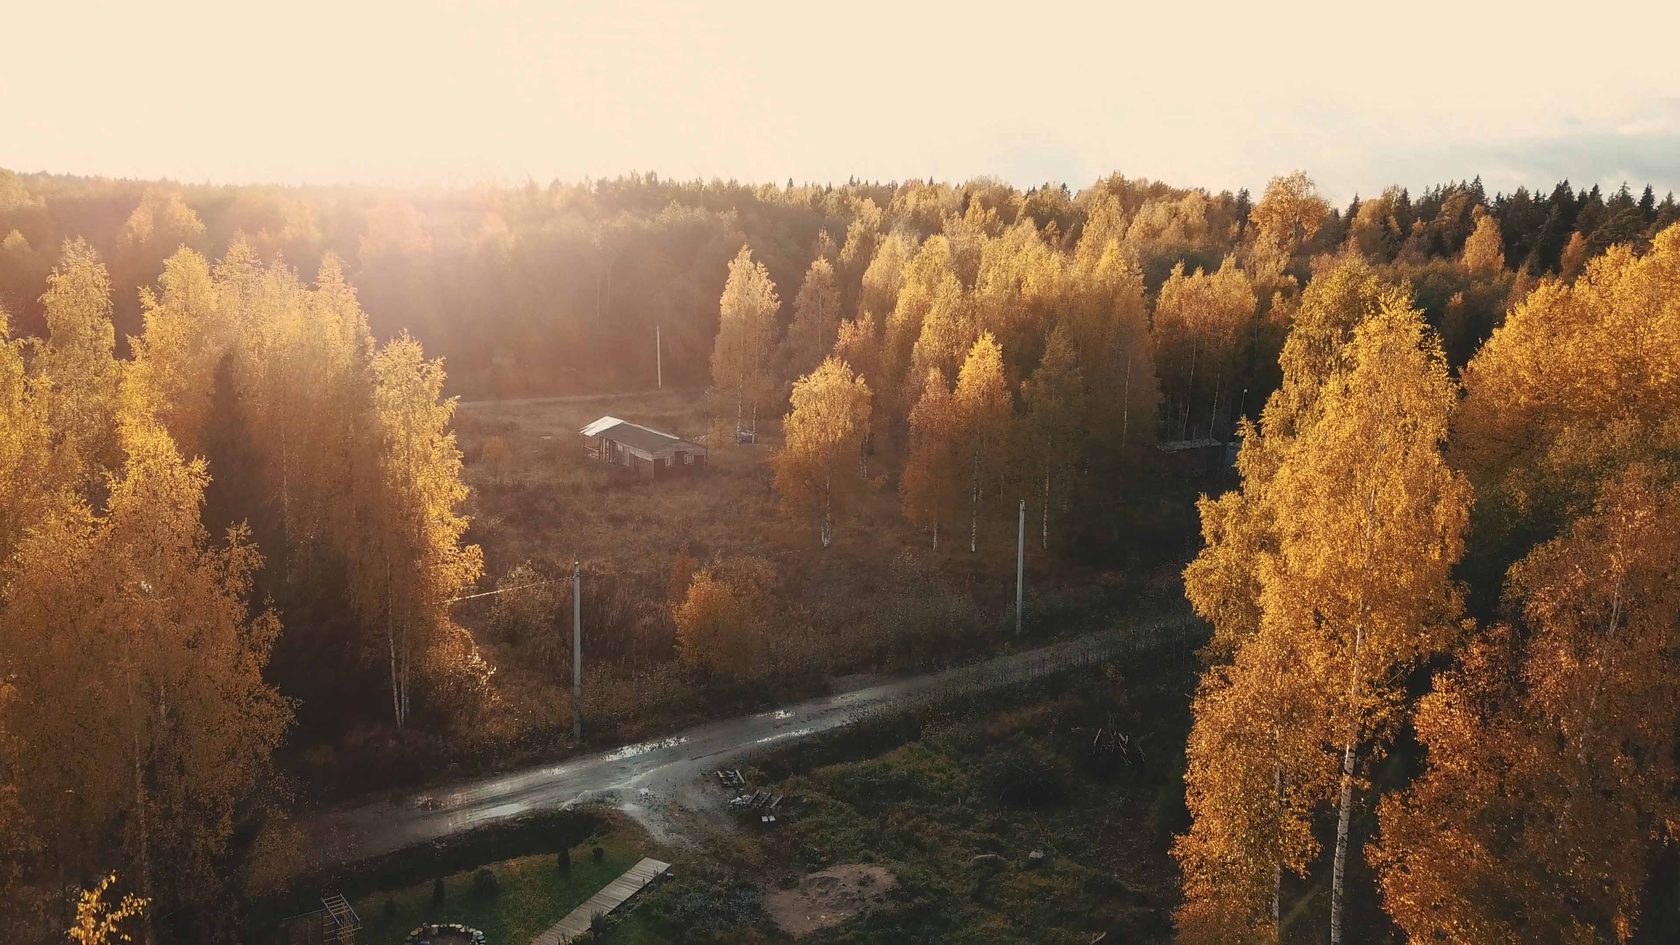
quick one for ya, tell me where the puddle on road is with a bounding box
[754,727,811,745]
[605,735,688,761]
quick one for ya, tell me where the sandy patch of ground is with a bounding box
[764,863,898,937]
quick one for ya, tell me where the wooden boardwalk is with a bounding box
[532,857,671,945]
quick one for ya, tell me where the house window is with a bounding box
[664,456,672,466]
[683,452,693,465]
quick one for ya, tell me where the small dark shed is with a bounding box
[580,416,708,481]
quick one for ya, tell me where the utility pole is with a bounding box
[572,560,582,742]
[656,325,663,389]
[1016,499,1026,635]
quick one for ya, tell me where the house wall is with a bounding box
[583,435,708,482]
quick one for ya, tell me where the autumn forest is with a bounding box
[3,165,1679,944]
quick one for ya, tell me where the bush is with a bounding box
[432,877,445,904]
[980,740,1072,809]
[472,867,499,897]
[591,845,605,862]
[383,898,397,919]
[557,846,572,872]
[651,881,763,942]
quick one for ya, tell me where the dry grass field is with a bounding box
[447,387,1136,751]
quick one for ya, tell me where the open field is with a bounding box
[445,387,1152,742]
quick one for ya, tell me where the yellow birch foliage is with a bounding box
[1460,209,1506,275]
[673,566,767,682]
[857,232,911,326]
[1454,224,1680,532]
[882,236,957,411]
[350,334,486,728]
[0,309,56,565]
[774,358,871,547]
[0,416,289,922]
[1174,628,1337,944]
[711,245,780,433]
[901,368,961,549]
[1066,216,1158,468]
[952,333,1011,552]
[1376,468,1680,944]
[124,249,227,459]
[1151,257,1256,432]
[1018,323,1084,548]
[832,313,879,386]
[782,257,841,381]
[67,874,149,945]
[1176,293,1469,943]
[1184,255,1394,660]
[34,238,121,488]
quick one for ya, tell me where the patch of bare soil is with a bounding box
[764,863,898,937]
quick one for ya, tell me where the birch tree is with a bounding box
[34,238,121,490]
[711,246,779,436]
[781,257,841,382]
[1018,323,1083,549]
[351,335,485,728]
[0,414,289,941]
[901,368,961,550]
[952,333,1011,553]
[1264,301,1469,945]
[773,358,871,547]
[1177,268,1467,944]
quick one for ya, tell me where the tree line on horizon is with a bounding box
[2,166,1674,403]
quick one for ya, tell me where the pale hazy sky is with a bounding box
[5,0,1679,201]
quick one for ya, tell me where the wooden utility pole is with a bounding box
[572,560,582,742]
[1016,499,1026,634]
[656,325,663,389]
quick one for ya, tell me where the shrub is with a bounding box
[651,881,763,941]
[432,877,445,903]
[981,739,1072,809]
[556,846,572,872]
[673,566,766,681]
[383,898,397,920]
[472,867,499,897]
[591,845,605,862]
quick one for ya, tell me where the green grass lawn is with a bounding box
[350,832,643,945]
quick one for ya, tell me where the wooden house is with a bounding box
[580,416,708,481]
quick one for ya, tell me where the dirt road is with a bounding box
[303,631,1126,865]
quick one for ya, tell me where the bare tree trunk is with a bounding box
[131,692,154,945]
[932,521,939,552]
[1330,738,1357,945]
[386,555,402,729]
[970,450,980,553]
[821,477,832,549]
[1121,352,1133,445]
[1273,764,1283,939]
[1330,624,1366,945]
[1182,342,1198,440]
[1042,461,1051,551]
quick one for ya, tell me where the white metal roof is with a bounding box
[579,416,625,437]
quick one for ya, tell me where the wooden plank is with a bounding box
[532,858,671,945]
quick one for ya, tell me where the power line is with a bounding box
[442,579,564,605]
